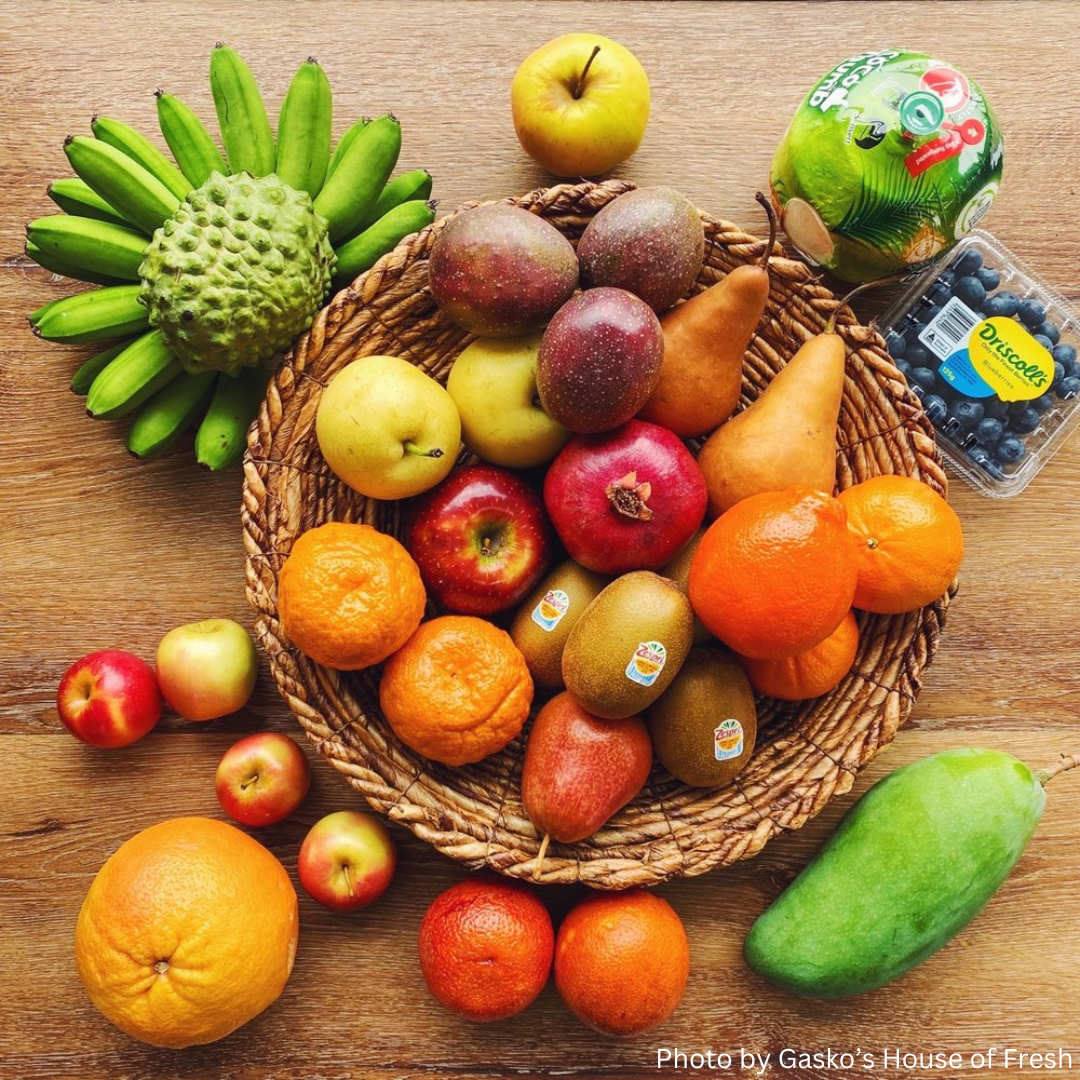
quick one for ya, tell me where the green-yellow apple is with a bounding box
[446,334,571,468]
[511,33,650,177]
[156,619,258,722]
[316,355,461,500]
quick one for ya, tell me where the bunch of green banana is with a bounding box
[26,44,437,469]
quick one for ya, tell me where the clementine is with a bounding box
[554,889,689,1037]
[838,474,964,614]
[277,521,426,670]
[379,615,533,766]
[688,487,858,660]
[418,875,553,1022]
[74,817,298,1049]
[741,610,859,700]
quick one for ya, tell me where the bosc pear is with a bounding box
[698,301,850,518]
[639,193,777,438]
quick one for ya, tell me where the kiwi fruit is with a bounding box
[562,570,693,719]
[646,646,757,788]
[511,560,609,689]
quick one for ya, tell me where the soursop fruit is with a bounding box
[139,172,336,376]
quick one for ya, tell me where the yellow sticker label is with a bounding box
[968,317,1054,402]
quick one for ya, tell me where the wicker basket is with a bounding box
[242,179,952,890]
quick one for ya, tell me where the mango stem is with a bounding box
[1036,753,1080,786]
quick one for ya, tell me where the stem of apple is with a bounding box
[403,441,444,459]
[342,862,355,899]
[572,45,601,99]
[240,773,259,791]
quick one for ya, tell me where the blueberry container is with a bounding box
[878,230,1080,497]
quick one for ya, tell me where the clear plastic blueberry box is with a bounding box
[878,230,1080,497]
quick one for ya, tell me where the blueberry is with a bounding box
[926,281,952,305]
[1052,360,1067,386]
[1009,406,1041,434]
[922,394,948,424]
[923,304,944,324]
[954,275,986,308]
[996,435,1027,465]
[1018,298,1047,327]
[1058,376,1080,399]
[1034,334,1054,352]
[952,398,985,427]
[906,342,933,366]
[975,417,1005,445]
[1035,319,1061,345]
[885,330,907,358]
[1032,394,1054,415]
[1052,343,1077,373]
[983,398,1010,420]
[952,249,983,277]
[936,269,957,289]
[975,267,1002,291]
[968,445,1005,480]
[910,367,938,393]
[982,290,1020,318]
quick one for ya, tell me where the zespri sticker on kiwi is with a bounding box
[626,641,667,687]
[771,49,1004,281]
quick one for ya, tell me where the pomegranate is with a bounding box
[543,420,707,574]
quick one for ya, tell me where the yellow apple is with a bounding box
[315,355,460,500]
[511,33,650,177]
[446,333,571,468]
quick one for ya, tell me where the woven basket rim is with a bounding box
[241,179,952,890]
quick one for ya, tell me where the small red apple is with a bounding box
[56,649,162,748]
[405,464,553,616]
[155,618,259,722]
[215,732,311,827]
[298,810,396,912]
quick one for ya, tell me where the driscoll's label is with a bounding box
[531,589,570,633]
[919,299,1052,401]
[625,641,667,687]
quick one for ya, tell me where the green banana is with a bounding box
[28,296,64,326]
[353,168,432,235]
[334,200,436,283]
[275,58,332,199]
[195,365,268,470]
[27,215,147,282]
[71,340,132,395]
[128,370,216,458]
[156,91,229,186]
[326,117,369,180]
[313,113,401,243]
[31,284,150,343]
[91,115,192,201]
[65,135,180,236]
[26,241,126,287]
[47,177,134,229]
[86,329,183,419]
[210,43,275,176]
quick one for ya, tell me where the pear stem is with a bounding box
[1036,753,1080,787]
[532,834,551,880]
[402,441,444,459]
[755,192,778,269]
[572,46,601,99]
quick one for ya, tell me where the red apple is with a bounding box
[405,464,553,616]
[298,810,396,912]
[155,618,259,722]
[56,649,162,748]
[215,732,311,827]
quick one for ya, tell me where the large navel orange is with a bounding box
[838,474,964,614]
[688,487,858,661]
[277,521,426,670]
[74,816,298,1049]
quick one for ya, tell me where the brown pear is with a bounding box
[638,193,777,438]
[698,320,846,518]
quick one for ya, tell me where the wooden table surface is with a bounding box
[3,2,1079,1077]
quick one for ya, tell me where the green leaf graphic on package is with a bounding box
[26,44,436,469]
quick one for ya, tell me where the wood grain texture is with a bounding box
[1,1,1079,1077]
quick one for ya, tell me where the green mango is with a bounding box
[744,748,1052,999]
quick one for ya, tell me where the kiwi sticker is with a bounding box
[714,719,745,761]
[625,641,667,687]
[531,589,570,633]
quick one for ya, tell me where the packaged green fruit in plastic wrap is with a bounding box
[771,50,1004,282]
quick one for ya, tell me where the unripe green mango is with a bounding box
[744,748,1053,999]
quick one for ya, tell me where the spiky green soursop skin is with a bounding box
[138,172,336,376]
